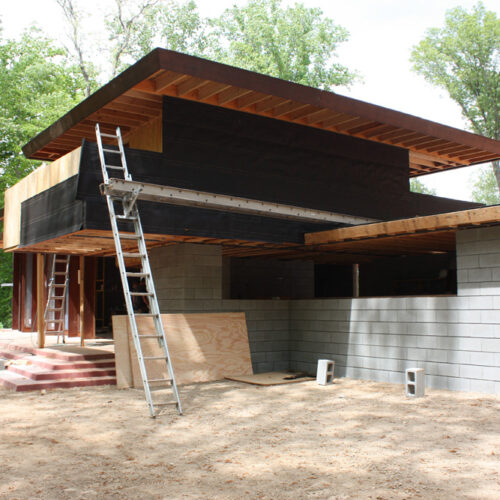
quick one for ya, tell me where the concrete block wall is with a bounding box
[149,228,500,394]
[289,226,500,394]
[150,244,290,373]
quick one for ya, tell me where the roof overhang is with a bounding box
[23,48,500,176]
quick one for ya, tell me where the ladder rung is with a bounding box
[130,292,153,296]
[148,377,172,382]
[126,272,149,278]
[54,272,67,275]
[100,132,118,138]
[53,284,66,287]
[47,308,64,312]
[138,334,162,339]
[102,148,121,154]
[118,233,140,239]
[143,356,167,361]
[123,252,145,258]
[55,259,68,263]
[116,215,137,221]
[105,165,124,170]
[136,313,159,317]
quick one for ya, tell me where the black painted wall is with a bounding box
[21,96,482,247]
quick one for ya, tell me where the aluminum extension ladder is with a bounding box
[95,123,182,417]
[43,254,70,343]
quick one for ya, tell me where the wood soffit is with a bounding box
[22,49,500,177]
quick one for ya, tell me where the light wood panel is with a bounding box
[3,147,82,250]
[127,115,162,152]
[305,206,500,246]
[226,372,314,386]
[113,312,253,387]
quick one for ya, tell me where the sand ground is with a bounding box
[0,377,499,500]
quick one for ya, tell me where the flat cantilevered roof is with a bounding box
[23,48,500,176]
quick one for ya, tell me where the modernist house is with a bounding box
[3,49,500,394]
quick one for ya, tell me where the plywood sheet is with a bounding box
[112,315,133,388]
[128,115,162,152]
[113,312,253,387]
[226,372,314,386]
[3,147,82,250]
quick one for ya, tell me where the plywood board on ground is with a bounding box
[113,312,253,387]
[112,316,133,388]
[226,371,314,386]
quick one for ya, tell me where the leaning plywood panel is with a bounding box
[117,312,253,387]
[112,315,134,388]
[3,147,82,250]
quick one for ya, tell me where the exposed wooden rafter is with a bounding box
[22,49,500,176]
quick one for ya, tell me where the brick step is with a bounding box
[7,364,116,381]
[0,350,28,361]
[27,355,116,371]
[30,348,115,362]
[0,370,116,392]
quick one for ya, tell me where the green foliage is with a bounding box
[209,0,357,89]
[471,166,500,205]
[409,178,437,195]
[0,247,12,328]
[0,28,88,202]
[105,0,356,89]
[411,3,500,140]
[0,28,87,326]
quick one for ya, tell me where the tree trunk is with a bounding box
[493,160,500,193]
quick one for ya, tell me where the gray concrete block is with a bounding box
[456,255,480,270]
[469,379,496,394]
[481,339,500,352]
[483,366,500,381]
[468,268,493,283]
[459,365,483,379]
[480,253,500,268]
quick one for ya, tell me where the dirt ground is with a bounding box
[0,378,499,500]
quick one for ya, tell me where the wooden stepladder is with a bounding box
[43,255,71,343]
[95,123,182,417]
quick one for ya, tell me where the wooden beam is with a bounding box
[305,206,500,246]
[79,256,84,346]
[36,253,45,348]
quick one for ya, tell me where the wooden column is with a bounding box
[11,253,21,331]
[79,256,85,346]
[352,263,360,298]
[68,256,80,337]
[36,253,45,348]
[83,256,96,341]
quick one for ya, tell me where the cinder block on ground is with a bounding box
[405,368,425,397]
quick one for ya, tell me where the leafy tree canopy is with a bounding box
[411,2,500,194]
[471,166,500,205]
[410,178,437,195]
[209,0,357,89]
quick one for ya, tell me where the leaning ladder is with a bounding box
[95,123,182,417]
[44,254,70,344]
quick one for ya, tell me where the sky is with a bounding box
[2,0,499,201]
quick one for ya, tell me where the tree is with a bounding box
[411,3,500,193]
[472,166,500,205]
[410,178,437,195]
[56,0,100,96]
[210,0,357,89]
[0,28,87,326]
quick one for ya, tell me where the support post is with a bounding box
[36,253,45,348]
[79,256,85,346]
[352,263,360,298]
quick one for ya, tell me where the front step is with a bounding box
[7,364,116,381]
[0,343,116,392]
[0,370,116,392]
